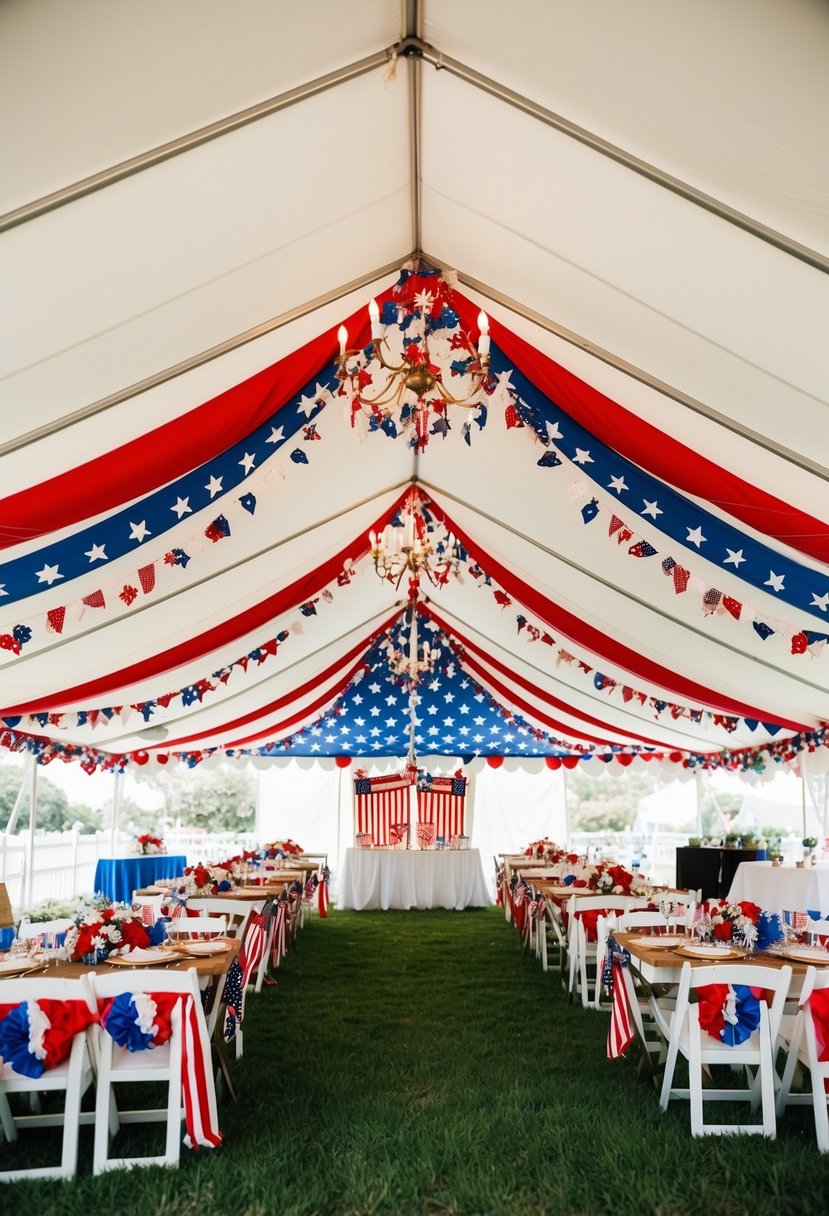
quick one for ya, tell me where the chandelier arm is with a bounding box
[432,368,488,407]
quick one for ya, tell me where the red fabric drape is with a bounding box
[452,292,829,565]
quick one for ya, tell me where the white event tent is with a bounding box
[1,1,827,858]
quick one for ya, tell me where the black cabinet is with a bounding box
[675,847,766,901]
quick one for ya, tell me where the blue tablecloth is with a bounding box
[93,855,187,904]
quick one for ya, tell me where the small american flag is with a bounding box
[605,937,635,1059]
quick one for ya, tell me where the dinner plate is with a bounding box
[106,948,175,966]
[180,940,232,957]
[675,943,741,959]
[0,956,44,976]
[628,934,689,948]
[779,945,829,964]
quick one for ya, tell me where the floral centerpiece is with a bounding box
[63,901,167,962]
[133,833,166,855]
[703,900,763,949]
[262,839,303,858]
[524,838,564,861]
[180,862,236,897]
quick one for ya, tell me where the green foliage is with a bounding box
[130,761,256,832]
[566,769,658,832]
[1,908,826,1214]
[0,763,72,833]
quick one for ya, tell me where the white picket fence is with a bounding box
[0,829,258,915]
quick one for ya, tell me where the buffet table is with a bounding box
[338,848,489,911]
[727,860,829,914]
[94,854,187,903]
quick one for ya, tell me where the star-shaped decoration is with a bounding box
[443,716,455,727]
[266,426,285,446]
[368,682,381,694]
[385,695,397,707]
[129,520,151,543]
[297,384,329,418]
[239,452,256,475]
[84,543,107,563]
[810,591,829,612]
[369,707,380,717]
[0,585,6,597]
[413,289,434,313]
[765,571,785,593]
[426,705,438,716]
[205,474,223,498]
[545,420,563,442]
[724,548,746,568]
[171,496,192,519]
[444,691,454,703]
[573,447,594,465]
[686,526,706,547]
[608,475,628,495]
[641,500,663,519]
[35,562,63,585]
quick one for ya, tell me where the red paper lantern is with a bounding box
[156,753,169,765]
[545,757,561,770]
[335,754,352,768]
[562,755,579,769]
[132,750,149,766]
[486,755,504,768]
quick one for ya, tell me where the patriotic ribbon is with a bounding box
[101,991,221,1149]
[696,983,762,1046]
[222,900,273,1041]
[0,998,98,1078]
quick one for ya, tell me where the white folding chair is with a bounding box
[16,918,74,946]
[593,909,671,1011]
[568,895,646,1007]
[660,960,792,1136]
[776,965,829,1150]
[0,975,97,1182]
[166,915,227,943]
[88,966,218,1172]
[187,898,253,940]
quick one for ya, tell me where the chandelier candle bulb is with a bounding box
[368,298,382,340]
[338,325,348,356]
[477,311,490,359]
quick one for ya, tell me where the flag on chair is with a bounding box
[604,937,635,1059]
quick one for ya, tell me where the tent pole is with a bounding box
[802,768,808,840]
[109,772,124,857]
[5,755,34,835]
[563,768,570,849]
[23,759,38,911]
[695,770,704,838]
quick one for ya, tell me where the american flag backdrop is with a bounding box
[416,775,467,841]
[354,772,413,845]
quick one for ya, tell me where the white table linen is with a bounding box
[338,848,489,911]
[726,861,829,914]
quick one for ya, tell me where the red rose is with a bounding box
[713,921,733,942]
[118,920,150,951]
[738,901,762,923]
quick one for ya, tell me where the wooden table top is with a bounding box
[614,930,819,977]
[0,937,241,981]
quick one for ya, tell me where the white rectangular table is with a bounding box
[338,848,489,911]
[727,861,829,915]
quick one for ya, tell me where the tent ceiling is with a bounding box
[0,0,826,778]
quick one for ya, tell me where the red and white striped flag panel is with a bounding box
[416,777,467,841]
[354,774,411,846]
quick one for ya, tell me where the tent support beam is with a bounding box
[415,46,828,277]
[421,478,829,702]
[0,259,408,458]
[0,51,392,235]
[425,259,829,483]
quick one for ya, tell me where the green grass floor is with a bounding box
[3,906,829,1216]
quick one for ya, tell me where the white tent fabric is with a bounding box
[0,0,826,783]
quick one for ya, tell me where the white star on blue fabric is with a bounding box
[85,543,107,563]
[0,585,7,597]
[765,571,785,593]
[573,448,594,465]
[608,475,628,495]
[35,562,63,585]
[641,500,662,519]
[546,421,563,442]
[129,521,151,543]
[239,452,256,475]
[266,426,285,445]
[171,496,191,519]
[205,475,223,498]
[724,548,746,568]
[686,526,706,547]
[810,592,829,612]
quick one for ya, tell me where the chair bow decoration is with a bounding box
[318,865,330,918]
[603,937,635,1060]
[223,899,274,1042]
[0,999,97,1078]
[100,991,222,1149]
[805,988,829,1073]
[696,983,762,1046]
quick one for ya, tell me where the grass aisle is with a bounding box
[6,907,829,1216]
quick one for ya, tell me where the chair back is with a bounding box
[17,918,75,945]
[618,910,669,932]
[674,959,792,1050]
[166,914,227,941]
[187,898,253,939]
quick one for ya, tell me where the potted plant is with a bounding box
[802,836,819,865]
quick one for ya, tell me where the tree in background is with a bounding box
[130,762,256,833]
[566,769,660,833]
[0,763,102,833]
